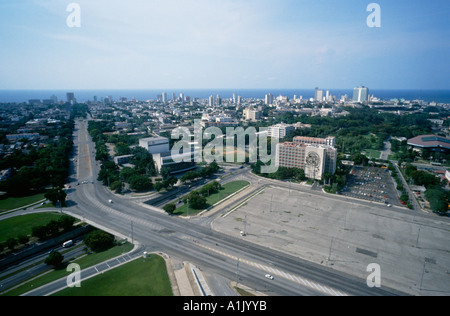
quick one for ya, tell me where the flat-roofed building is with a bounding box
[139,136,170,154]
[268,123,295,139]
[277,136,337,180]
[293,136,336,148]
[153,151,199,174]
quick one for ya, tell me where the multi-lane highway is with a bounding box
[24,119,407,296]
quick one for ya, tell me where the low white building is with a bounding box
[267,123,295,139]
[139,136,170,155]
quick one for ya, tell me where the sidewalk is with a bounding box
[169,259,211,296]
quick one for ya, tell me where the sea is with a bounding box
[0,89,449,104]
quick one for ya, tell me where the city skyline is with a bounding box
[0,0,449,90]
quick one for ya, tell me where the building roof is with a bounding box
[139,136,169,143]
[407,135,450,150]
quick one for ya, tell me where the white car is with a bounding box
[265,274,274,280]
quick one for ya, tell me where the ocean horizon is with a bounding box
[1,89,450,104]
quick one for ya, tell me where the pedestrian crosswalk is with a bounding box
[198,243,349,296]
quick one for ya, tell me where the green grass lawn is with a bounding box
[52,254,172,296]
[174,180,249,216]
[0,193,46,214]
[363,149,381,159]
[1,242,134,296]
[0,212,63,244]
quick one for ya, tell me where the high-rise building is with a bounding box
[353,86,369,102]
[162,92,167,104]
[66,92,76,104]
[209,95,214,107]
[314,88,324,102]
[216,94,222,106]
[265,93,274,105]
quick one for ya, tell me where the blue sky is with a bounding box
[0,0,449,90]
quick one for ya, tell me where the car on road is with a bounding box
[265,274,274,280]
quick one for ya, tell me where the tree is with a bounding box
[163,203,176,215]
[129,175,153,192]
[45,188,67,207]
[353,153,369,166]
[5,238,17,250]
[84,230,115,252]
[17,234,29,245]
[199,181,221,197]
[160,167,171,180]
[45,251,64,267]
[32,225,47,240]
[425,187,449,214]
[154,181,164,192]
[184,191,207,210]
[58,215,76,231]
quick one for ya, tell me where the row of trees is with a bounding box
[31,215,76,241]
[179,162,220,183]
[0,121,74,197]
[163,181,223,214]
[388,163,412,209]
[251,162,306,182]
[404,164,448,213]
[45,229,115,268]
[0,215,77,255]
[97,147,163,193]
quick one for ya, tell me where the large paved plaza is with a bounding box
[212,185,450,296]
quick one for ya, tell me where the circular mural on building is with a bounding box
[306,151,321,168]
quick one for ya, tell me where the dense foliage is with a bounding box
[0,120,74,197]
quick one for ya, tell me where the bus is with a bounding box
[63,240,73,248]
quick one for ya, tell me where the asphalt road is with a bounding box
[48,119,404,296]
[3,119,410,297]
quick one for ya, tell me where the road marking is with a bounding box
[198,243,349,296]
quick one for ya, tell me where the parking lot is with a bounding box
[340,166,401,207]
[212,185,450,296]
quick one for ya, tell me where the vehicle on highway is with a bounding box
[265,274,274,280]
[63,240,73,248]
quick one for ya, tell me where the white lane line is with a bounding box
[198,244,349,296]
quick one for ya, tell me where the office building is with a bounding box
[139,136,199,175]
[153,151,198,174]
[277,136,337,180]
[353,86,369,102]
[315,88,324,102]
[216,94,222,106]
[209,95,215,107]
[243,107,262,121]
[267,123,295,139]
[294,136,336,148]
[265,93,274,105]
[66,92,76,104]
[139,136,170,155]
